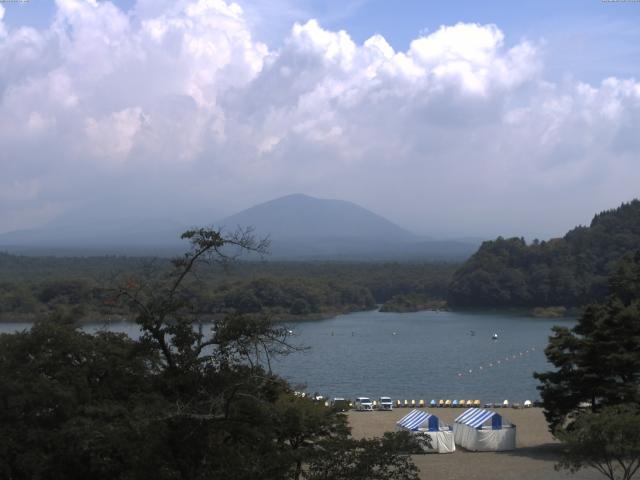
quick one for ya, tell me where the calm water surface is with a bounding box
[0,310,574,403]
[272,309,575,403]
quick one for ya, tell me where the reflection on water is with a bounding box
[0,309,574,403]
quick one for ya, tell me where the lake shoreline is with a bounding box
[0,305,579,324]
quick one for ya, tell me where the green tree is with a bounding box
[273,396,350,480]
[0,320,167,480]
[535,251,640,432]
[450,200,640,308]
[305,431,420,480]
[556,404,640,480]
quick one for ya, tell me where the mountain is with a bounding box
[448,199,640,307]
[219,193,415,240]
[0,194,480,260]
[218,194,478,260]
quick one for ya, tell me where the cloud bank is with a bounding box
[1,0,639,237]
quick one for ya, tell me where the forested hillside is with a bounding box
[448,200,640,307]
[0,255,455,321]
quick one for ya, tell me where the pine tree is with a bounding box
[535,251,640,433]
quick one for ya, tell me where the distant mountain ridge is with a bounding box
[0,194,480,260]
[0,217,188,256]
[219,193,416,240]
[218,194,477,260]
[449,199,640,307]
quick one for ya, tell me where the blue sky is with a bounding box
[1,0,640,238]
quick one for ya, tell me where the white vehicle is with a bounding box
[354,397,374,411]
[379,396,393,411]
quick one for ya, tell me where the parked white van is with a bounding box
[379,396,393,411]
[354,397,373,411]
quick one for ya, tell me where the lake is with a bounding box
[0,309,573,404]
[271,309,574,403]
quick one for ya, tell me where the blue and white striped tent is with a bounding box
[454,408,502,429]
[397,409,439,431]
[397,410,455,453]
[453,408,515,451]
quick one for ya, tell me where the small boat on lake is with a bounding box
[492,333,498,340]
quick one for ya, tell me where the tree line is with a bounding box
[0,256,456,322]
[449,200,640,308]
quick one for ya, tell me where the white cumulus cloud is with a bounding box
[0,0,638,238]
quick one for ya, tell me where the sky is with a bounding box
[1,0,639,239]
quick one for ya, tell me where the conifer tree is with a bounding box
[535,251,640,432]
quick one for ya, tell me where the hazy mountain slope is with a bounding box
[0,194,479,260]
[219,194,416,240]
[264,237,478,261]
[217,194,477,260]
[0,218,188,255]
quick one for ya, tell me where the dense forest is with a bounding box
[449,200,640,308]
[0,228,421,480]
[0,254,456,321]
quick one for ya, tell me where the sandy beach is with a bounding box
[347,408,601,480]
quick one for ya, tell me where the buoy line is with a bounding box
[455,346,539,378]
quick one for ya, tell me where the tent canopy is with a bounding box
[454,408,502,430]
[397,409,439,431]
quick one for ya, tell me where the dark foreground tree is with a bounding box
[0,320,167,480]
[534,251,640,433]
[305,431,420,480]
[556,404,640,480]
[0,227,420,480]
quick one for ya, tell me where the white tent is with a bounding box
[396,409,455,453]
[453,408,516,451]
